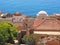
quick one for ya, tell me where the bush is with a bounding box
[22,34,35,45]
[6,43,13,45]
[57,36,60,39]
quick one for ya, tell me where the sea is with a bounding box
[0,0,60,16]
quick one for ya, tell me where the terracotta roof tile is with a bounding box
[47,39,59,45]
[33,18,60,31]
[33,19,44,28]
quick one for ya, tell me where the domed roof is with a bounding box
[14,12,22,16]
[15,12,20,14]
[37,11,48,16]
[1,14,4,17]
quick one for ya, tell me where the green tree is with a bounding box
[0,22,18,45]
[22,34,35,45]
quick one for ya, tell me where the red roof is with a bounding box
[33,18,60,31]
[47,39,59,45]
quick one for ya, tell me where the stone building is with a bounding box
[12,12,27,31]
[33,11,60,45]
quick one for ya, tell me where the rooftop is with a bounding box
[36,11,48,16]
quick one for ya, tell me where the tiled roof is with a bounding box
[33,18,60,31]
[47,39,59,45]
[33,19,43,27]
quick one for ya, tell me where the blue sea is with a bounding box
[0,0,60,16]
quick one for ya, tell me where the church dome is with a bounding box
[14,12,22,16]
[37,11,48,16]
[1,14,4,17]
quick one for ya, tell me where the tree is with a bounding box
[0,22,18,45]
[22,34,35,45]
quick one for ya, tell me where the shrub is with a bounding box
[22,34,35,45]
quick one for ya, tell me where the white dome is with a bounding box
[1,14,4,17]
[37,11,48,16]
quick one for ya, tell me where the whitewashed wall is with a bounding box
[34,31,60,35]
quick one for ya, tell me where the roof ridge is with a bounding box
[36,18,60,27]
[36,19,46,27]
[55,19,60,25]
